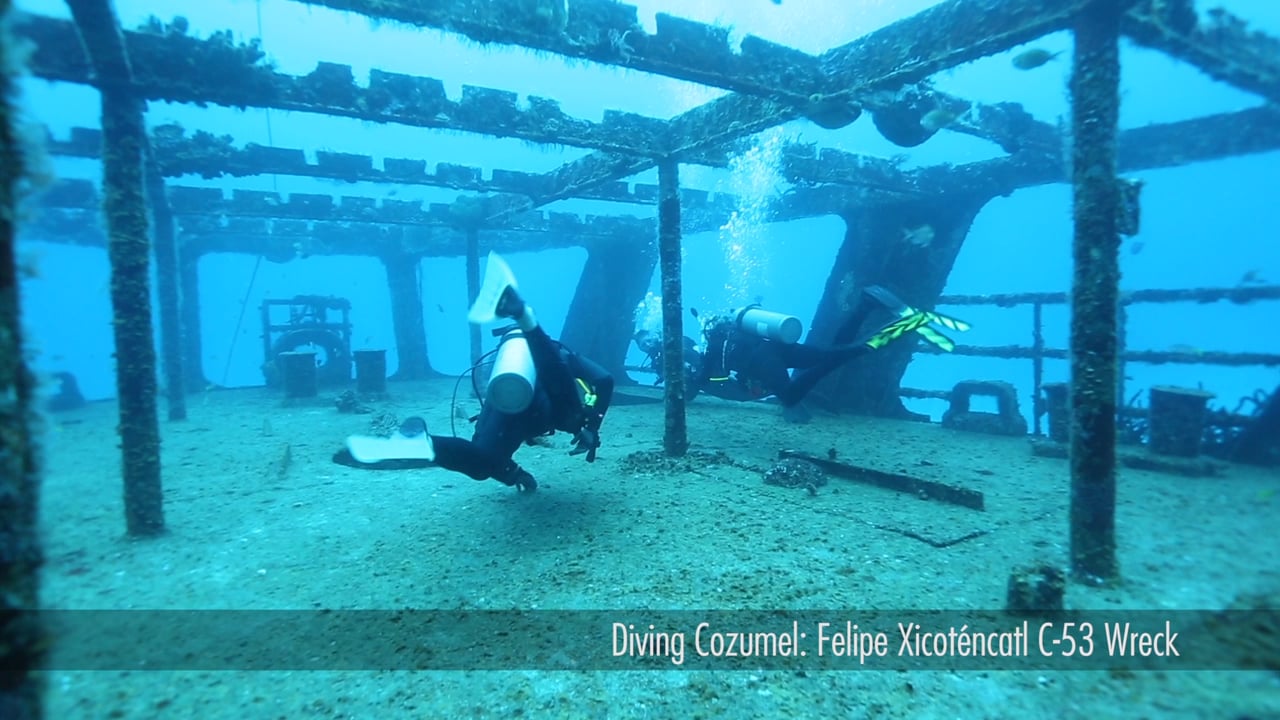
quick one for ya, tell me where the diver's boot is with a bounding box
[495,287,538,332]
[496,461,538,492]
[495,286,525,320]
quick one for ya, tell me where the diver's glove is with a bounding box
[569,428,600,463]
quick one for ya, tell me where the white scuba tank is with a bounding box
[735,305,803,344]
[487,330,538,413]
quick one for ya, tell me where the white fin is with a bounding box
[467,251,518,324]
[345,431,435,463]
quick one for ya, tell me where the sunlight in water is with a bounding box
[718,127,787,308]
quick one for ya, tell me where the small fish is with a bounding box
[436,303,445,313]
[1129,240,1145,255]
[920,108,958,133]
[1012,48,1062,70]
[902,224,935,248]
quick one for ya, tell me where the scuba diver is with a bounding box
[635,286,969,423]
[333,253,613,492]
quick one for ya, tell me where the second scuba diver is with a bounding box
[636,285,969,423]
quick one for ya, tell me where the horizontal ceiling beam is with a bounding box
[27,171,860,258]
[44,124,744,212]
[33,178,655,232]
[17,14,674,157]
[45,123,933,225]
[292,0,826,104]
[26,206,609,260]
[819,0,1111,93]
[798,102,1280,194]
[1122,1,1280,104]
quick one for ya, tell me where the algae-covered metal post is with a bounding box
[0,1,47,713]
[466,227,481,364]
[1067,0,1125,583]
[144,151,186,421]
[657,158,687,457]
[67,0,164,535]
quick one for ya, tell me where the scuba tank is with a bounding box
[487,329,538,413]
[734,305,803,344]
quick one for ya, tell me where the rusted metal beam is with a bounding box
[31,177,756,239]
[820,0,1094,92]
[1123,0,1280,104]
[43,125,745,212]
[25,205,648,259]
[809,103,1280,199]
[915,343,1280,367]
[936,285,1280,306]
[293,0,826,104]
[16,14,674,157]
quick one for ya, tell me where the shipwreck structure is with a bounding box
[9,1,1280,570]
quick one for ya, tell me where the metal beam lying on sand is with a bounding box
[1067,0,1128,585]
[778,451,986,512]
[66,0,165,537]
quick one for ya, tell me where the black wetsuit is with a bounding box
[433,325,613,484]
[693,294,885,409]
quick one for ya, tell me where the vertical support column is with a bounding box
[67,0,164,534]
[1068,0,1123,584]
[559,231,659,381]
[808,196,989,419]
[0,6,47,711]
[177,246,207,391]
[101,87,164,536]
[382,251,432,380]
[465,227,482,364]
[657,159,687,457]
[144,154,186,420]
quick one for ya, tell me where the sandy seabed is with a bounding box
[32,379,1280,719]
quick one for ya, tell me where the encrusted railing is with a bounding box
[907,284,1280,433]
